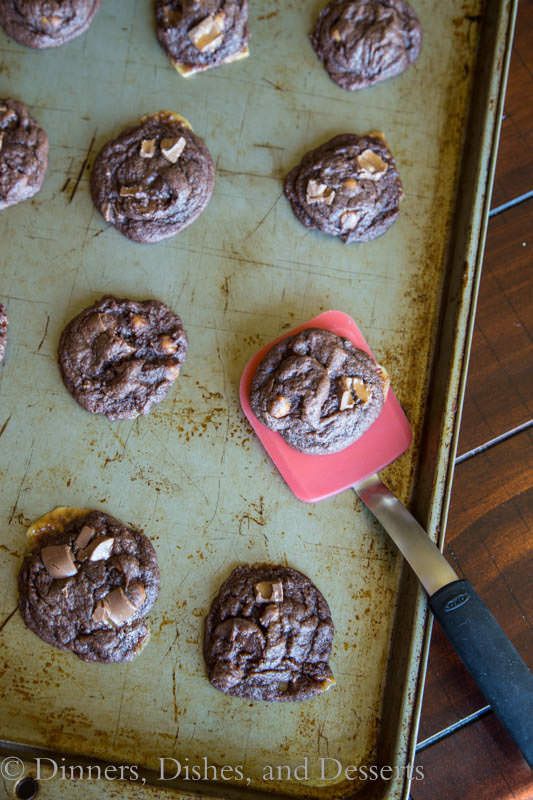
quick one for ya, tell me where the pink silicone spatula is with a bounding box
[240,310,533,766]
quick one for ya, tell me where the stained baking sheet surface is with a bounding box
[0,1,484,798]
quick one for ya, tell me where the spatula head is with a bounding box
[240,311,412,503]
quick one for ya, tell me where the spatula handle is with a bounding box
[430,579,533,767]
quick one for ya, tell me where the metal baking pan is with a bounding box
[0,0,516,798]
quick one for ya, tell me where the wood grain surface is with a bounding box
[458,200,533,455]
[412,2,533,797]
[414,714,533,800]
[417,431,532,743]
[491,0,533,209]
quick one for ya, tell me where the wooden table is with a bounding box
[411,2,533,797]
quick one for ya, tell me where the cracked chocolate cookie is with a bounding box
[156,0,249,76]
[0,0,101,49]
[18,508,160,663]
[0,98,48,210]
[205,564,335,701]
[58,295,188,420]
[250,328,389,455]
[90,111,215,243]
[311,0,422,91]
[0,304,7,363]
[284,133,402,243]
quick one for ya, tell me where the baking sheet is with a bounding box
[0,1,512,798]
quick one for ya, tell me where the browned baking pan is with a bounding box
[0,0,516,797]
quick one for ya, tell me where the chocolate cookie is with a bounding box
[0,98,48,210]
[90,111,215,243]
[156,0,249,77]
[0,0,101,49]
[311,0,422,91]
[0,304,7,363]
[204,564,335,701]
[18,508,160,663]
[250,328,389,455]
[58,295,188,421]
[284,134,403,243]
